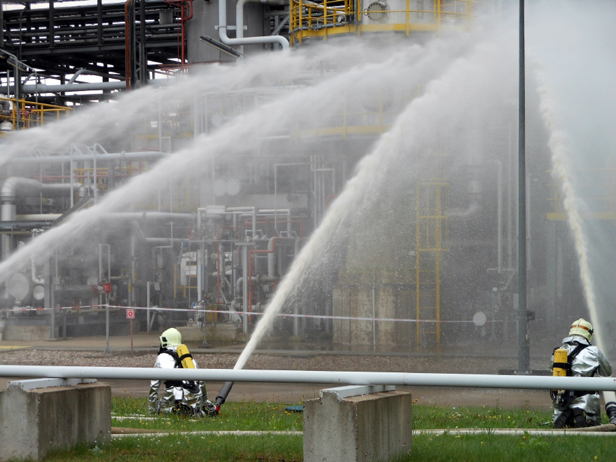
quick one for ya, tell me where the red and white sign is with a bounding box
[126,309,136,320]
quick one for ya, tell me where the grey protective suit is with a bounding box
[148,346,208,415]
[551,335,612,426]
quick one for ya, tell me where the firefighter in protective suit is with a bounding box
[550,318,612,428]
[148,328,217,416]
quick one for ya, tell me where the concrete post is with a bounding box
[0,379,111,461]
[304,386,413,462]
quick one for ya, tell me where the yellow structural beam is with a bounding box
[547,212,616,221]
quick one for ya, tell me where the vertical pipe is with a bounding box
[0,0,4,49]
[130,235,136,305]
[496,160,502,273]
[232,214,237,298]
[97,0,102,47]
[49,0,55,49]
[139,0,147,87]
[104,302,110,353]
[14,67,20,129]
[517,0,530,373]
[287,209,291,236]
[372,280,376,350]
[274,165,278,234]
[242,245,249,334]
[251,207,256,239]
[158,92,162,152]
[312,155,317,230]
[98,244,103,310]
[197,244,203,301]
[45,259,54,339]
[147,281,151,333]
[93,151,98,203]
[507,124,513,268]
[70,153,74,207]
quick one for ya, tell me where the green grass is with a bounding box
[412,404,554,429]
[403,433,616,462]
[111,397,304,432]
[43,435,302,462]
[30,398,616,462]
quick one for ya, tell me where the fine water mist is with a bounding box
[528,0,616,358]
[0,33,485,284]
[1,0,613,371]
[235,20,519,369]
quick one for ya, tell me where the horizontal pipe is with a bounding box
[8,151,167,165]
[20,81,126,94]
[104,212,194,222]
[15,214,62,221]
[1,366,616,392]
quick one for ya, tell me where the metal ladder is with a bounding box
[415,174,448,345]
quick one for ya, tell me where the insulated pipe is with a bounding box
[1,366,616,392]
[68,69,124,85]
[218,0,289,52]
[236,0,287,53]
[227,207,256,238]
[17,81,126,94]
[235,276,256,294]
[15,214,62,221]
[104,212,194,222]
[266,237,295,277]
[1,178,72,259]
[9,151,166,165]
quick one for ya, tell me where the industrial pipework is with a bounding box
[218,0,289,51]
[1,366,616,392]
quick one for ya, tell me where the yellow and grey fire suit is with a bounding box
[148,346,208,415]
[551,335,612,426]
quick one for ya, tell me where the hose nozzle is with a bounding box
[215,381,234,408]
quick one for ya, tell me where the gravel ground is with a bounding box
[0,348,545,374]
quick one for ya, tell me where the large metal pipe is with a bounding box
[218,0,288,52]
[8,151,166,165]
[104,212,194,222]
[18,81,126,94]
[1,366,616,392]
[1,178,72,259]
[236,0,288,53]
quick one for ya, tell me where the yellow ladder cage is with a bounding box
[415,161,449,345]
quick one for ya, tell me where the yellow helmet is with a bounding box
[569,318,594,342]
[160,328,182,348]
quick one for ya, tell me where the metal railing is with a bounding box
[0,97,72,133]
[290,0,483,44]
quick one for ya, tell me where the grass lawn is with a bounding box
[34,397,616,462]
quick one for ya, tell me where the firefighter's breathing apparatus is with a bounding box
[550,343,590,411]
[174,344,220,416]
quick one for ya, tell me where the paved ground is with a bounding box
[0,332,555,410]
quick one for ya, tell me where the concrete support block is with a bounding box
[304,386,413,462]
[3,325,56,342]
[0,381,111,461]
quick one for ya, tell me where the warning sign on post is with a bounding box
[126,309,136,320]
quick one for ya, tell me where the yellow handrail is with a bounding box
[290,0,486,45]
[0,96,71,132]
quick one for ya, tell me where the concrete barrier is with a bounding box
[303,385,413,462]
[0,379,111,461]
